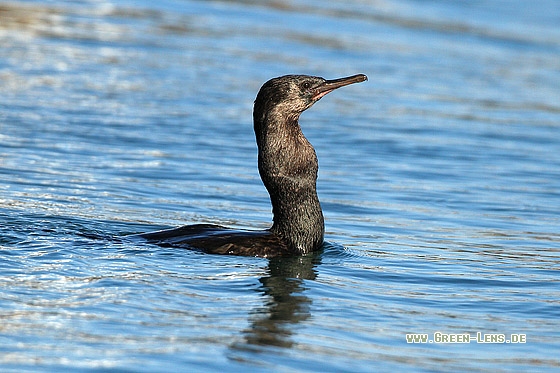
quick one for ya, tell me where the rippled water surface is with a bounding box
[1,0,559,372]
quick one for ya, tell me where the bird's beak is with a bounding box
[313,74,368,101]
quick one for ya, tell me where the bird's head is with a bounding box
[253,74,367,123]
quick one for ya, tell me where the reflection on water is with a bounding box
[238,253,320,350]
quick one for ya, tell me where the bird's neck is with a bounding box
[255,110,324,254]
[269,183,324,254]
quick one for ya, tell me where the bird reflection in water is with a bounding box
[233,250,322,351]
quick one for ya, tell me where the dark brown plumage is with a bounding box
[136,74,367,257]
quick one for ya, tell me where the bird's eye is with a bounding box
[302,81,312,90]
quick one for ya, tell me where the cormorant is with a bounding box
[136,74,367,257]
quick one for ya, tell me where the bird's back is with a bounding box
[136,224,295,257]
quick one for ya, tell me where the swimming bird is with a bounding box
[137,74,367,257]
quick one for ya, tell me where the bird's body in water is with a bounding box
[137,74,367,257]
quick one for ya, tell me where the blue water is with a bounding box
[1,0,559,371]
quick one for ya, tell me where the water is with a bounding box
[1,0,559,371]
